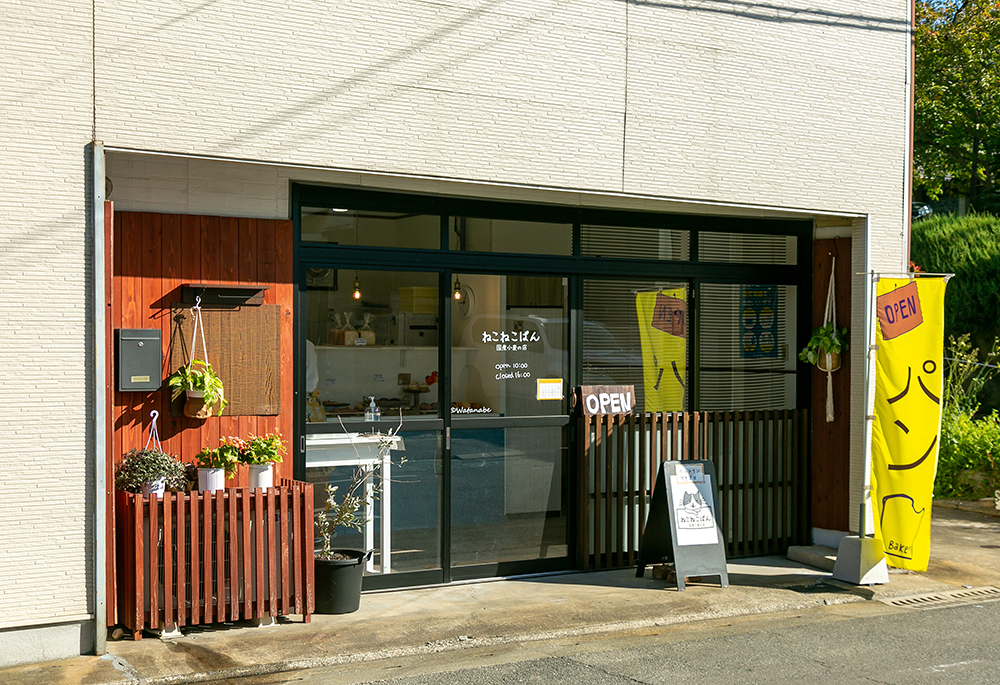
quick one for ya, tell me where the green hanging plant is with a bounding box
[115,448,187,493]
[798,322,849,365]
[166,359,228,417]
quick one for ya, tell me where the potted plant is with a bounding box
[314,425,401,614]
[115,448,187,497]
[166,359,228,419]
[195,437,241,492]
[798,322,849,371]
[239,432,286,490]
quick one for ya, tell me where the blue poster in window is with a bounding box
[740,285,778,359]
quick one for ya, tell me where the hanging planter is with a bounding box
[166,297,228,419]
[798,321,849,369]
[115,411,187,497]
[799,256,849,422]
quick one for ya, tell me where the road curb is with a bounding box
[94,587,876,685]
[934,499,1000,518]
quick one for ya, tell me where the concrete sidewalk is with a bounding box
[3,555,956,685]
[5,505,998,685]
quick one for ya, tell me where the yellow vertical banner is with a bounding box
[635,289,687,412]
[871,277,947,571]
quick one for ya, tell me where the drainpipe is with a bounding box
[90,140,107,654]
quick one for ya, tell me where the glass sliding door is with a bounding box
[449,274,571,573]
[303,268,443,577]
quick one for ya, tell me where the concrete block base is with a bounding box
[832,536,889,585]
[0,620,94,668]
[787,545,837,572]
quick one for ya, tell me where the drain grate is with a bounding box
[881,586,1000,610]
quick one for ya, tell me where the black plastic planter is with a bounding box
[314,550,372,614]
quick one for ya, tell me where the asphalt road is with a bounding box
[224,506,1000,685]
[238,597,1000,685]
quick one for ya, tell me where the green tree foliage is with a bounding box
[914,0,1000,206]
[910,212,1000,346]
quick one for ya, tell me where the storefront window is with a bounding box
[583,278,688,412]
[698,283,797,410]
[301,208,440,250]
[581,224,689,261]
[304,269,443,574]
[450,274,569,567]
[448,217,572,255]
[699,232,797,265]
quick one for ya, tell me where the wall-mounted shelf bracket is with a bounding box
[182,283,269,307]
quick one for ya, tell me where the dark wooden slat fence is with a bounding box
[116,480,314,639]
[577,410,809,569]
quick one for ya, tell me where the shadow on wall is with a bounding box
[620,0,908,33]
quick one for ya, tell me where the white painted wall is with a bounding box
[97,0,909,243]
[0,0,95,659]
[0,0,911,661]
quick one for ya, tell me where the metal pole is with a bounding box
[860,218,876,538]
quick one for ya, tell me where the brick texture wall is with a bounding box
[0,0,94,625]
[1,0,911,634]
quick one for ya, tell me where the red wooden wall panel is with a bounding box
[111,211,295,477]
[809,237,852,532]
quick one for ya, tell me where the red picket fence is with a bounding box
[115,480,314,639]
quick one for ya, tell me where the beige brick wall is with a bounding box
[0,0,911,639]
[0,0,94,625]
[97,1,910,238]
[102,1,911,544]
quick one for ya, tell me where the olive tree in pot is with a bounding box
[115,448,187,497]
[314,424,403,614]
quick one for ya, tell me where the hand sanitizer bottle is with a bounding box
[366,396,380,422]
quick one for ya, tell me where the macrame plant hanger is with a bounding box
[188,296,210,369]
[183,296,214,419]
[822,256,838,422]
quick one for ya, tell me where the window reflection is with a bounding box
[301,208,439,250]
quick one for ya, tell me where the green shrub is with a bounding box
[936,335,1000,498]
[936,411,1000,499]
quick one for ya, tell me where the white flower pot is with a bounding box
[141,478,165,497]
[248,464,274,490]
[198,467,226,492]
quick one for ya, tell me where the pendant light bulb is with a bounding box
[353,277,362,300]
[453,277,462,300]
